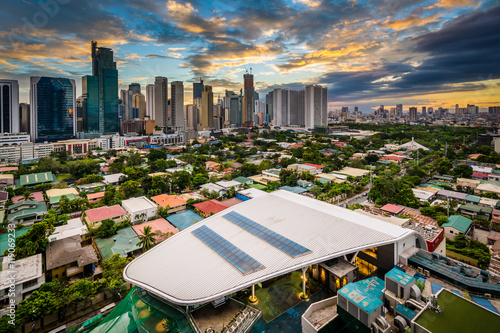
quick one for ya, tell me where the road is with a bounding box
[336,190,369,207]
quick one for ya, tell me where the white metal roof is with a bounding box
[121,196,157,213]
[124,190,416,305]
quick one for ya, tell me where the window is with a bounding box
[362,247,378,258]
[22,279,38,289]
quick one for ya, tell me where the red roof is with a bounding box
[85,205,126,222]
[151,194,187,209]
[381,204,405,214]
[303,163,324,169]
[12,191,44,203]
[132,218,179,240]
[472,172,489,178]
[87,192,105,200]
[492,209,500,216]
[382,155,404,161]
[193,200,229,215]
[0,166,18,173]
[101,167,110,172]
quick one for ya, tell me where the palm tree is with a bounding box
[137,226,158,252]
[22,191,34,201]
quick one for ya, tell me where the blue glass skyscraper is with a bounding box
[83,41,119,134]
[30,77,76,142]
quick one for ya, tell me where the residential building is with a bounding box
[87,191,105,204]
[193,199,229,217]
[304,85,327,128]
[442,215,473,239]
[0,254,44,316]
[84,204,127,228]
[94,227,141,259]
[0,132,30,146]
[243,73,254,126]
[16,171,57,188]
[49,218,90,243]
[7,200,47,226]
[154,76,168,128]
[146,84,155,120]
[121,196,158,224]
[193,78,203,100]
[129,83,141,95]
[45,235,98,281]
[185,104,197,130]
[102,173,125,186]
[0,79,20,133]
[19,103,30,133]
[409,107,418,122]
[82,75,99,132]
[151,194,187,214]
[30,76,76,142]
[132,93,146,119]
[132,218,179,242]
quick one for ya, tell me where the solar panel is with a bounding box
[223,211,311,258]
[192,225,264,275]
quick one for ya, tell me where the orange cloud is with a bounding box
[436,0,475,8]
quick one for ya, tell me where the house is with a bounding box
[458,203,493,220]
[380,204,405,216]
[199,183,224,195]
[205,161,221,172]
[0,254,44,316]
[49,218,90,243]
[0,174,14,189]
[94,227,142,260]
[215,180,242,191]
[193,199,229,217]
[412,188,435,203]
[0,191,8,209]
[335,167,369,178]
[151,194,187,214]
[475,183,500,195]
[302,163,325,173]
[7,201,47,227]
[76,182,106,193]
[46,188,79,208]
[441,215,473,239]
[471,172,489,180]
[232,176,254,185]
[45,235,99,281]
[84,205,127,228]
[236,188,267,201]
[287,163,318,175]
[16,171,57,188]
[102,173,125,186]
[132,218,179,242]
[433,175,456,183]
[11,191,44,204]
[436,189,467,203]
[121,196,158,224]
[87,191,105,204]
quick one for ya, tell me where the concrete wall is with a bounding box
[301,296,338,333]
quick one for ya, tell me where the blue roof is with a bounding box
[339,277,384,313]
[166,210,204,230]
[386,267,415,286]
[395,304,416,320]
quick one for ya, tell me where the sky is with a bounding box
[0,0,499,113]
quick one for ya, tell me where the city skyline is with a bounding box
[0,0,499,112]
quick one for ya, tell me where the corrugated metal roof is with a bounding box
[124,190,416,305]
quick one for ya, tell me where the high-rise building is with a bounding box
[154,77,168,128]
[82,75,98,132]
[129,83,141,96]
[396,104,403,116]
[185,105,197,130]
[30,77,76,142]
[304,85,327,128]
[422,106,426,115]
[455,104,459,114]
[146,84,155,120]
[0,79,20,133]
[132,93,146,119]
[193,78,203,101]
[228,93,242,127]
[428,107,433,114]
[19,103,30,133]
[265,91,273,124]
[409,107,418,122]
[273,88,289,126]
[120,89,133,120]
[89,41,119,134]
[243,73,254,126]
[171,81,184,130]
[488,106,500,115]
[201,85,214,129]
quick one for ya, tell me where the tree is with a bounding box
[7,222,55,259]
[102,253,129,280]
[266,181,280,191]
[171,170,192,192]
[364,154,379,164]
[67,158,100,179]
[452,164,473,178]
[64,279,98,313]
[94,219,117,238]
[279,169,298,187]
[479,145,491,155]
[22,190,35,201]
[193,173,209,187]
[120,180,142,198]
[435,158,452,175]
[17,290,58,327]
[137,225,158,251]
[127,152,143,166]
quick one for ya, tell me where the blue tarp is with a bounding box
[470,295,500,314]
[431,282,444,294]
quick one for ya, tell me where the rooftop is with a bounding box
[386,267,415,286]
[18,171,56,187]
[237,188,267,199]
[85,205,126,223]
[49,218,88,242]
[193,199,229,216]
[87,191,105,200]
[0,228,31,255]
[415,289,500,333]
[132,218,179,241]
[381,203,405,215]
[124,190,416,305]
[94,227,141,259]
[0,254,42,288]
[151,194,187,209]
[12,191,44,203]
[121,196,157,213]
[45,235,98,270]
[166,210,204,230]
[102,173,125,184]
[46,187,79,199]
[442,215,472,233]
[338,277,385,313]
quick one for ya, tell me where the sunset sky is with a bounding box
[1,0,499,112]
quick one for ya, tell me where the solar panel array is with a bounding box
[192,225,264,275]
[223,211,311,258]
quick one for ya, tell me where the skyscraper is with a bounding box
[396,104,403,116]
[228,93,242,127]
[146,84,155,120]
[304,85,327,128]
[19,103,30,133]
[0,79,20,133]
[82,75,98,132]
[120,89,133,120]
[409,107,418,122]
[154,77,168,128]
[201,85,213,129]
[129,83,141,96]
[422,106,426,115]
[133,93,146,119]
[90,41,119,134]
[193,78,203,101]
[243,73,254,126]
[171,81,184,130]
[265,91,273,124]
[30,77,76,142]
[185,104,197,130]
